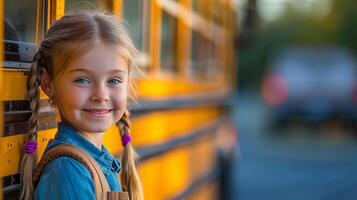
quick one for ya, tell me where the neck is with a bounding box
[78,131,104,149]
[60,118,104,149]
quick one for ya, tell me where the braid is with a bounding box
[19,52,42,200]
[117,110,143,200]
[28,52,42,137]
[119,110,131,135]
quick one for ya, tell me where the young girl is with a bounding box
[19,11,143,200]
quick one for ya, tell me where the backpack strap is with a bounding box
[33,143,111,200]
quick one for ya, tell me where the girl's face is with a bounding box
[44,44,129,135]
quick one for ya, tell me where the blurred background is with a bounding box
[232,0,357,199]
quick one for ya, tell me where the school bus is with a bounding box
[0,0,237,199]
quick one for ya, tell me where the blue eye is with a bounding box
[108,79,121,85]
[74,78,91,85]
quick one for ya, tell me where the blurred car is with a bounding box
[261,47,357,125]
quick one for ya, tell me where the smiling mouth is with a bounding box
[83,109,113,116]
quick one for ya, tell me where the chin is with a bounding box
[87,125,111,133]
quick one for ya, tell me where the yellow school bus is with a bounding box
[0,0,237,199]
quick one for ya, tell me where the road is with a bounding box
[228,91,357,200]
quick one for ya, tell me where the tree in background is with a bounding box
[238,0,357,89]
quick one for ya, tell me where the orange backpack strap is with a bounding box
[33,143,111,200]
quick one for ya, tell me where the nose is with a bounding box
[90,83,109,102]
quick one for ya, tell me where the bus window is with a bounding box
[190,0,217,78]
[4,0,38,68]
[190,31,216,78]
[5,0,37,43]
[160,11,177,74]
[122,0,150,72]
[65,0,112,13]
[123,0,143,51]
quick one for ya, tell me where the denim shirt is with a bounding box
[34,122,122,200]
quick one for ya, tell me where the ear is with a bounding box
[40,68,55,97]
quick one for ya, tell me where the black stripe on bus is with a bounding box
[2,173,20,200]
[129,92,234,115]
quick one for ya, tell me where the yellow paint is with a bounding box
[149,0,162,73]
[37,129,57,159]
[137,158,161,199]
[139,146,190,199]
[112,0,123,18]
[138,136,217,200]
[136,76,228,99]
[162,148,189,197]
[46,0,52,29]
[0,69,27,101]
[0,69,49,101]
[0,134,25,177]
[102,125,122,154]
[0,100,3,138]
[131,107,222,146]
[55,0,65,20]
[189,136,215,180]
[48,0,65,26]
[0,129,59,177]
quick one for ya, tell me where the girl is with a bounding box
[19,11,143,200]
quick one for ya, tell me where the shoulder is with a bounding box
[35,156,95,200]
[42,156,89,175]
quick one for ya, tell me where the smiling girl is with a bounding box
[19,11,143,200]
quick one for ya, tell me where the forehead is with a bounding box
[64,45,129,75]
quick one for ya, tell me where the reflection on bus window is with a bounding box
[191,31,216,78]
[5,0,37,42]
[123,0,150,72]
[65,0,112,13]
[161,11,177,73]
[123,0,143,50]
[191,0,217,78]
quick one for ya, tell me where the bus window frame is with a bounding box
[1,0,5,199]
[0,0,4,137]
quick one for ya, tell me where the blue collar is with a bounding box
[45,122,121,175]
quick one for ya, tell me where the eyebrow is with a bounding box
[67,68,127,74]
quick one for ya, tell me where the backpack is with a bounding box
[33,143,129,200]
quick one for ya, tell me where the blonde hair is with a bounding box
[20,11,143,200]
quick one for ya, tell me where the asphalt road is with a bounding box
[228,91,357,200]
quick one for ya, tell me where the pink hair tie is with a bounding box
[24,140,37,154]
[121,135,131,147]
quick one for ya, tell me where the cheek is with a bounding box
[112,88,128,109]
[55,85,89,109]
